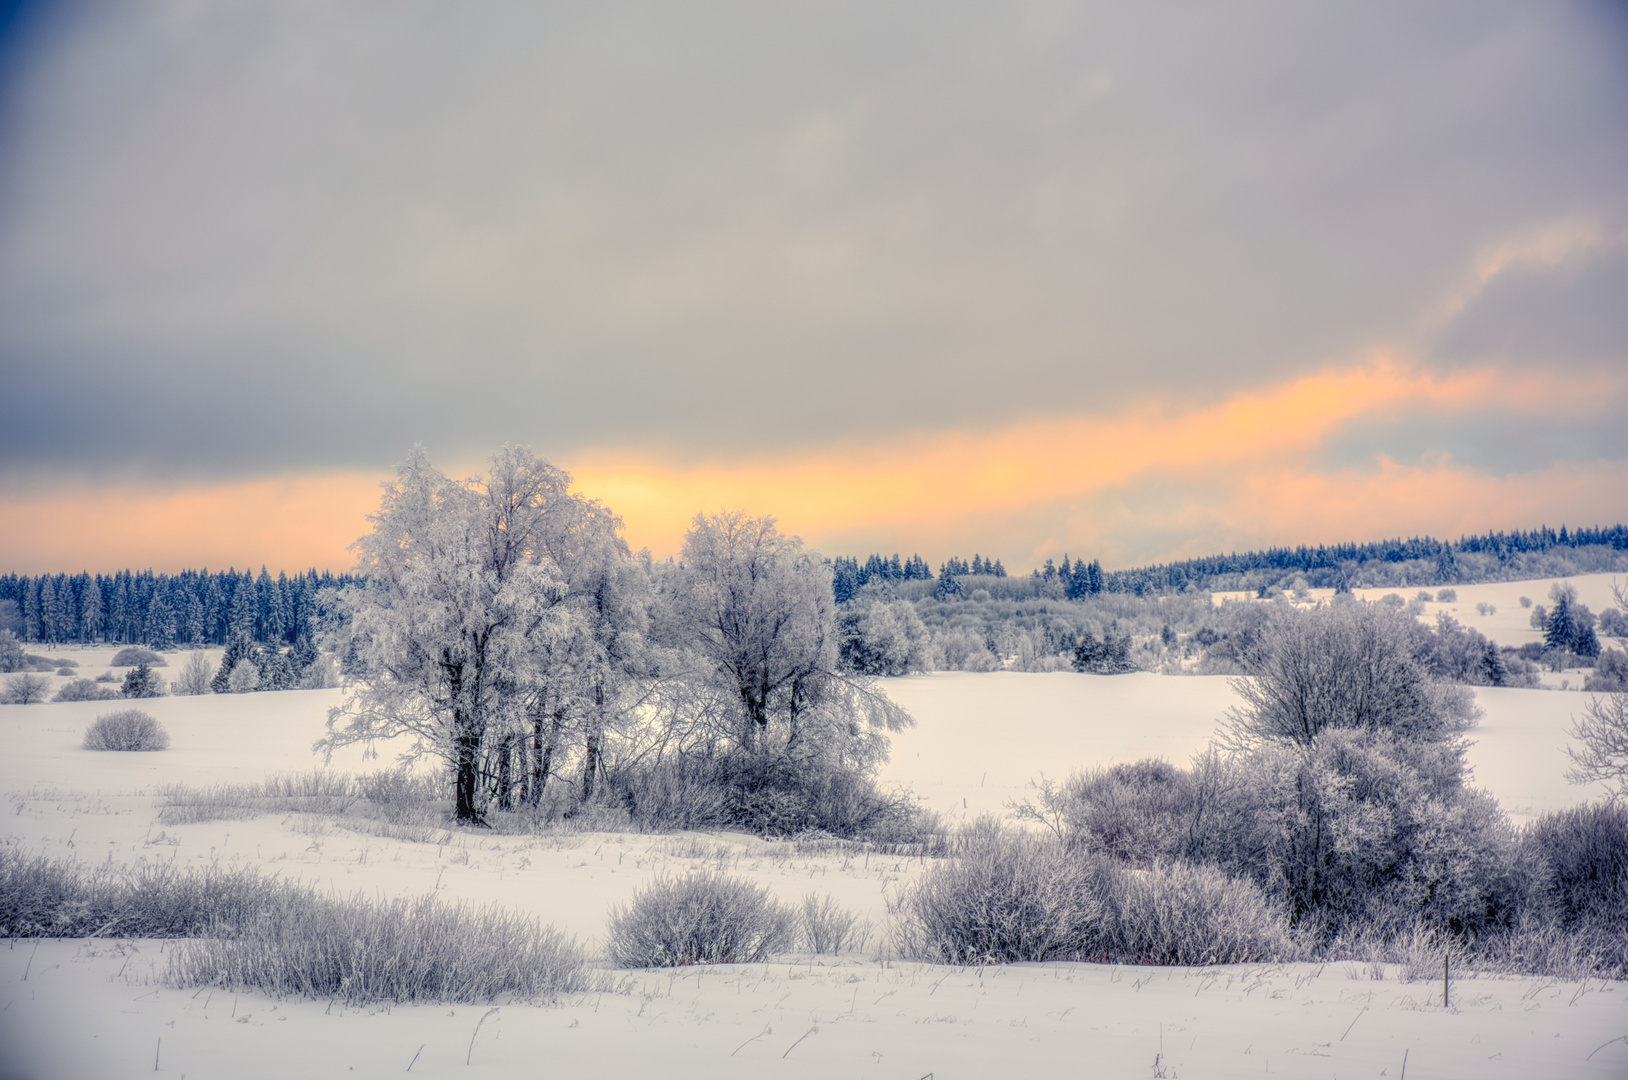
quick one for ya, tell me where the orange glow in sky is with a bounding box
[1,360,1622,574]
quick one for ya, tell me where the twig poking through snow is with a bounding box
[782,1025,818,1058]
[466,1007,499,1065]
[1586,1035,1628,1061]
[1341,1006,1367,1041]
[730,1024,771,1056]
[406,1043,424,1071]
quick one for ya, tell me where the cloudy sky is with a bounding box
[1,1,1625,574]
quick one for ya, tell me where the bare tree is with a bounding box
[1567,694,1628,801]
[1567,581,1628,801]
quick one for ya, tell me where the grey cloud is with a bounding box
[1,1,1625,484]
[1436,246,1628,367]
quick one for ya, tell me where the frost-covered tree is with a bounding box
[320,447,579,824]
[675,512,909,763]
[79,578,103,644]
[840,597,931,676]
[1228,601,1476,747]
[0,672,51,704]
[228,575,257,642]
[227,659,260,693]
[0,628,23,673]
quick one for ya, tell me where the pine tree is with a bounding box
[185,593,206,645]
[40,576,66,645]
[256,642,296,690]
[229,575,257,642]
[80,575,104,644]
[121,662,164,698]
[212,634,256,694]
[1544,583,1578,653]
[145,593,176,650]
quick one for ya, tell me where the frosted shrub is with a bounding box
[1520,803,1628,932]
[52,677,120,702]
[1045,759,1197,864]
[897,821,1099,964]
[800,893,867,954]
[170,892,590,1004]
[83,709,170,751]
[606,872,796,967]
[227,659,260,693]
[1097,861,1298,965]
[0,673,51,704]
[171,651,215,696]
[110,646,165,667]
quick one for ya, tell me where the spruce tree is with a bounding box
[228,575,257,642]
[212,634,255,694]
[80,575,104,643]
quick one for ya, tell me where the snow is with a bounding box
[1215,570,1627,653]
[2,655,1624,1076]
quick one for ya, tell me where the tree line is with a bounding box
[0,568,356,649]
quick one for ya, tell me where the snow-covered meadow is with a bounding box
[2,642,1624,1078]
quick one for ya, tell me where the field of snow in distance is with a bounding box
[1214,569,1626,659]
[1,635,1624,1077]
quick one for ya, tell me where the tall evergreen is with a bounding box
[212,634,256,694]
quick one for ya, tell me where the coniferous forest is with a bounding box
[0,568,354,649]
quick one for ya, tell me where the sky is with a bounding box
[1,1,1625,575]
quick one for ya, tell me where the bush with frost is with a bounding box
[605,872,795,967]
[83,709,170,751]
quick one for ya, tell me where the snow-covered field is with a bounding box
[1217,570,1626,653]
[1,661,1624,1077]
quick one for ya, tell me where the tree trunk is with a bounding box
[532,707,565,804]
[496,734,513,811]
[582,681,604,801]
[454,720,485,825]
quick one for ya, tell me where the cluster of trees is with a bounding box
[1532,582,1603,659]
[1094,522,1628,595]
[1015,602,1624,959]
[212,634,327,693]
[0,568,355,649]
[829,553,934,601]
[322,447,911,827]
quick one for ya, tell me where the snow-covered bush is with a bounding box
[1520,802,1628,932]
[1583,648,1628,692]
[839,597,931,675]
[110,646,164,667]
[170,651,215,696]
[226,659,260,693]
[1096,861,1299,965]
[0,672,51,704]
[170,892,590,1004]
[1013,759,1198,864]
[298,653,339,689]
[897,821,1099,964]
[931,627,999,671]
[799,893,867,954]
[53,677,120,702]
[605,872,795,967]
[0,849,590,1003]
[83,709,169,751]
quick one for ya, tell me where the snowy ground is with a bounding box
[1,657,1624,1076]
